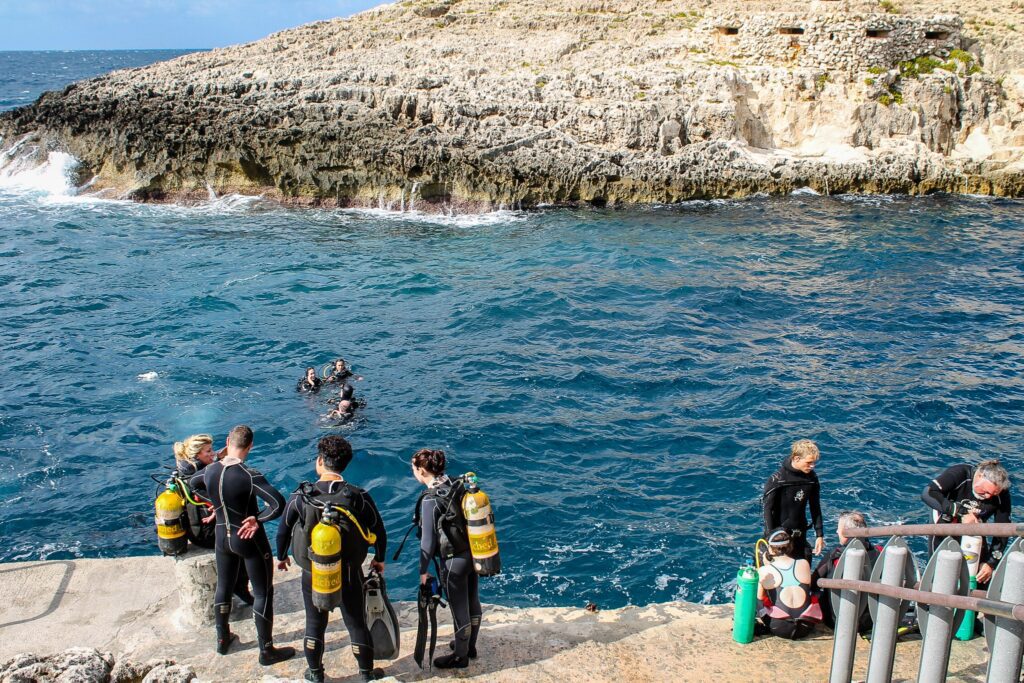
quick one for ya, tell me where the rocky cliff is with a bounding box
[1,0,1023,208]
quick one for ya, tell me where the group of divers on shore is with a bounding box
[157,374,1015,681]
[156,359,498,682]
[757,439,1013,640]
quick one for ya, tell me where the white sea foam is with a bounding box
[791,186,821,196]
[0,148,80,197]
[342,207,529,228]
[137,371,159,382]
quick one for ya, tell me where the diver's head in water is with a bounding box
[317,435,353,475]
[305,366,317,383]
[411,448,446,485]
[766,528,793,559]
[339,383,354,401]
[333,359,347,374]
[174,433,214,465]
[226,425,254,460]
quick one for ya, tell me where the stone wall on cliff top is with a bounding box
[0,0,1022,207]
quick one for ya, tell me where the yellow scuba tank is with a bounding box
[461,472,501,576]
[155,484,187,556]
[310,509,344,611]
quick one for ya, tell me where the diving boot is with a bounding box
[433,654,469,669]
[303,667,325,683]
[449,641,478,659]
[360,667,386,681]
[216,632,237,655]
[259,645,296,666]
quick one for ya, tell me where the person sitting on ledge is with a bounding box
[757,528,822,640]
[297,367,323,393]
[812,511,880,632]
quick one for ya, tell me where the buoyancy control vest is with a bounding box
[420,476,471,560]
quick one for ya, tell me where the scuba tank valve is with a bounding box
[154,481,188,556]
[461,472,501,576]
[733,560,759,644]
[310,507,344,611]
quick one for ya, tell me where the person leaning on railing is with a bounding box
[921,459,1012,585]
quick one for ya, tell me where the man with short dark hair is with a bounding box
[922,459,1012,584]
[275,435,388,682]
[190,425,293,665]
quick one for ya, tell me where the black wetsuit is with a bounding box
[297,376,323,393]
[190,459,285,650]
[813,542,881,631]
[327,369,353,384]
[921,464,1012,568]
[419,477,481,660]
[177,458,254,603]
[275,479,387,677]
[762,458,823,562]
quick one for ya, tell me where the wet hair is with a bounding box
[976,459,1009,491]
[766,528,793,558]
[791,439,820,462]
[334,358,347,369]
[306,366,316,375]
[318,435,353,473]
[339,383,354,401]
[838,511,867,531]
[173,434,212,462]
[227,425,253,450]
[412,448,446,476]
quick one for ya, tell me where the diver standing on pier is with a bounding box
[189,425,294,665]
[762,439,825,562]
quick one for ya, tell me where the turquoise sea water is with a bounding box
[1,53,1023,607]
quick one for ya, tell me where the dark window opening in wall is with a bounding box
[866,29,891,38]
[779,27,805,35]
[717,26,740,36]
[925,30,950,40]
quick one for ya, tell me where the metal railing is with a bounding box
[821,523,1024,683]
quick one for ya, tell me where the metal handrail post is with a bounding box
[866,545,907,683]
[987,552,1024,683]
[829,546,865,683]
[845,523,1022,539]
[918,549,962,682]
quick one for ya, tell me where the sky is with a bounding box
[0,0,387,50]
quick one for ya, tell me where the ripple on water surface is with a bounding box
[0,190,1022,607]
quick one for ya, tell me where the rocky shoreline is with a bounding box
[0,556,992,682]
[1,0,1023,209]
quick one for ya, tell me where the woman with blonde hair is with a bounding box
[174,433,221,477]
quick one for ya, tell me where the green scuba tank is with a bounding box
[733,561,758,644]
[955,574,978,640]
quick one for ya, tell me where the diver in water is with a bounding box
[325,359,352,383]
[762,439,824,562]
[757,528,822,639]
[297,367,323,393]
[189,425,294,665]
[921,458,1012,585]
[326,399,356,422]
[412,448,482,669]
[275,435,388,682]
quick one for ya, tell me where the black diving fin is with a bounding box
[413,580,431,668]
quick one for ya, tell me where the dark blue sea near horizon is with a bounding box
[1,51,1023,608]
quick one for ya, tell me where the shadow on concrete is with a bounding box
[0,561,75,629]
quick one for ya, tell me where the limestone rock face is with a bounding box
[0,0,1022,206]
[0,649,113,683]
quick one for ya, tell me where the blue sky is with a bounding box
[0,1,385,50]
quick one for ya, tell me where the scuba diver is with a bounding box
[324,359,353,383]
[275,435,389,683]
[411,448,482,669]
[921,458,1012,586]
[757,528,822,639]
[297,367,323,393]
[762,439,824,562]
[326,398,356,422]
[173,434,255,603]
[812,511,881,632]
[189,425,294,665]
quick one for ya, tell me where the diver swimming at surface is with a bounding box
[297,367,323,393]
[326,398,357,422]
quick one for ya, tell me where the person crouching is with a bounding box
[757,528,822,639]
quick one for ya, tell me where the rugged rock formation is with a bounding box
[0,649,195,683]
[1,0,1022,207]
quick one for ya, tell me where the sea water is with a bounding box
[1,52,1022,607]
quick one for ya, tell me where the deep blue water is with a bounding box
[0,50,198,111]
[1,54,1023,609]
